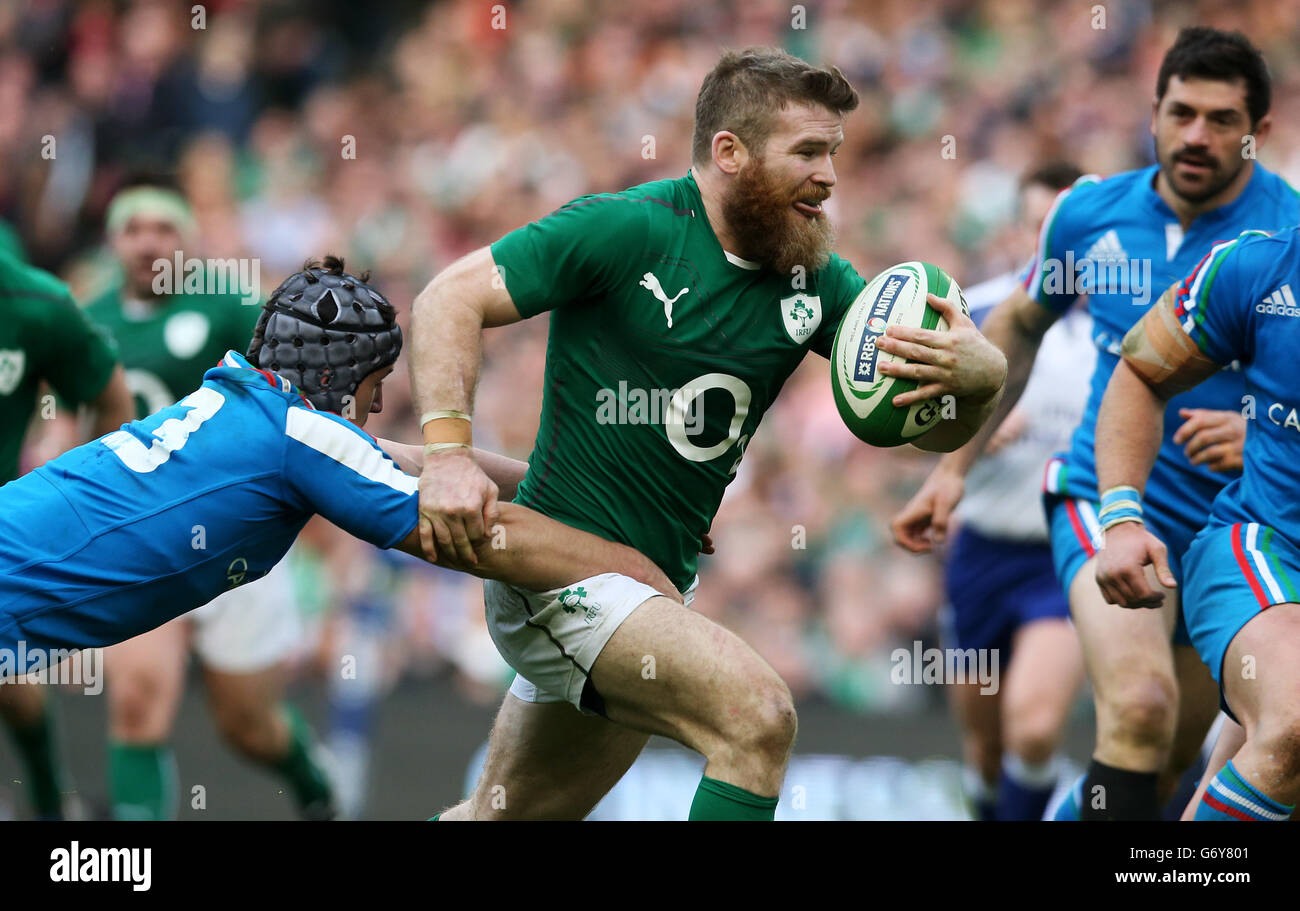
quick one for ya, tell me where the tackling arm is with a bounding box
[392,502,681,601]
[376,438,529,500]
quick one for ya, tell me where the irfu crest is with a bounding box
[780,293,822,343]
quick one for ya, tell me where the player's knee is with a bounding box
[109,671,170,735]
[723,675,797,764]
[1004,705,1065,764]
[758,685,798,758]
[212,700,280,759]
[1254,713,1300,786]
[1005,728,1059,766]
[1101,676,1178,746]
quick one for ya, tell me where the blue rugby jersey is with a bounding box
[0,351,417,664]
[1174,227,1300,548]
[1025,164,1299,533]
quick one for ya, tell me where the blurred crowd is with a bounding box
[6,0,1300,713]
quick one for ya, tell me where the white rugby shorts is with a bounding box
[486,572,697,713]
[188,550,303,673]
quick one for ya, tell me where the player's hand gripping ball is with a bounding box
[830,261,968,447]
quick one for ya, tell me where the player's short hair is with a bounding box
[247,255,402,415]
[1156,27,1271,126]
[692,47,859,165]
[1020,161,1084,194]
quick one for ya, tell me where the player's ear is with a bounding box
[712,131,746,176]
[1250,112,1272,147]
[1149,96,1160,138]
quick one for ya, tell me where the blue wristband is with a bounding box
[1098,485,1143,531]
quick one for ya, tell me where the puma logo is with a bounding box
[639,272,689,329]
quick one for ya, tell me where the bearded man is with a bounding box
[409,47,1006,820]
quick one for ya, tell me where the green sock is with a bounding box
[427,813,441,821]
[688,775,779,821]
[273,704,334,818]
[109,742,177,820]
[4,700,65,818]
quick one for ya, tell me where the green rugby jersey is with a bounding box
[0,255,119,482]
[84,282,260,417]
[0,219,26,263]
[491,171,867,590]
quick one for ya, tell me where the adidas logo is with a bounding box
[1083,229,1128,263]
[1257,284,1300,317]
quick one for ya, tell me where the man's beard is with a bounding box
[721,157,835,275]
[1158,142,1246,204]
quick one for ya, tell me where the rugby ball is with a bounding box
[831,261,968,447]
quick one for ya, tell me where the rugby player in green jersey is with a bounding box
[410,48,1008,820]
[0,253,134,818]
[83,180,336,819]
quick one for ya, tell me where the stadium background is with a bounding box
[1,0,1294,819]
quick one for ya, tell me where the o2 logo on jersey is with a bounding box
[226,557,248,587]
[104,387,225,473]
[664,372,753,476]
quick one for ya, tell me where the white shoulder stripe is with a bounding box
[285,408,418,495]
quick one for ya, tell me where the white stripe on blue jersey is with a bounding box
[285,407,418,495]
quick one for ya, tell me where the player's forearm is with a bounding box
[377,440,527,498]
[473,504,678,596]
[930,297,1043,471]
[912,384,1003,453]
[376,438,424,475]
[1096,359,1167,496]
[409,271,487,441]
[397,503,679,599]
[472,449,528,500]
